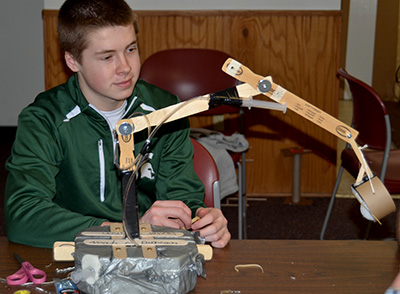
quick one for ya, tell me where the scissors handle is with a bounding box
[6,262,46,285]
[22,261,46,284]
[6,267,29,285]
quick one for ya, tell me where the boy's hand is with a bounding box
[139,200,193,230]
[191,207,231,248]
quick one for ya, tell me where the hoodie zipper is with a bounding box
[98,139,105,202]
[91,97,137,203]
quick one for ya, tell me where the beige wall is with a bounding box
[372,0,399,100]
[340,0,399,101]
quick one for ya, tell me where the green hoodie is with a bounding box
[5,75,205,248]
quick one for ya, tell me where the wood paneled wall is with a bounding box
[42,10,341,197]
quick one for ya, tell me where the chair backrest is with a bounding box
[337,68,392,179]
[337,68,391,150]
[140,48,239,116]
[191,138,220,209]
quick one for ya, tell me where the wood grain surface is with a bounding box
[0,238,397,294]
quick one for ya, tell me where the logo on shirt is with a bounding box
[140,153,155,180]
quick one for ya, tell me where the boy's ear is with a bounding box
[64,52,80,73]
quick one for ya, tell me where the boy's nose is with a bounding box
[117,56,131,74]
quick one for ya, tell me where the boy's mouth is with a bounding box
[115,78,133,88]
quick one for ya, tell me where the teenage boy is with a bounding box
[5,0,230,248]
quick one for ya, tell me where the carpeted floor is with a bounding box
[221,196,398,240]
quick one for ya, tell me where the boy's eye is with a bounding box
[127,45,137,53]
[103,55,112,60]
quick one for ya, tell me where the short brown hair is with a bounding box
[57,0,139,63]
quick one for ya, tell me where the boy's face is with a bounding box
[65,24,140,111]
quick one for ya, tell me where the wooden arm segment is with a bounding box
[115,96,210,171]
[114,83,263,172]
[222,58,359,145]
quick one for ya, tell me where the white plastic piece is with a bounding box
[71,267,96,284]
[225,59,242,76]
[351,185,375,221]
[80,254,101,285]
[242,98,287,113]
[360,203,375,221]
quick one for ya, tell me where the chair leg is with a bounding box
[237,161,244,240]
[241,152,246,195]
[241,152,247,239]
[364,222,372,240]
[320,165,344,240]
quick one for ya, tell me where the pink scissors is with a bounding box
[6,253,47,285]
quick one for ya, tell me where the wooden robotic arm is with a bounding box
[221,58,395,222]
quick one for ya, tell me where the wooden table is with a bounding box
[0,238,398,294]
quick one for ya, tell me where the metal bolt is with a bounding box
[119,122,133,136]
[258,79,272,93]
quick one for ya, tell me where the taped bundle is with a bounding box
[71,224,206,294]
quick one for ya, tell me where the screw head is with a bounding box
[119,122,133,135]
[258,79,272,93]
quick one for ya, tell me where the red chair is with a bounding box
[191,138,220,209]
[320,68,400,239]
[140,48,247,238]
